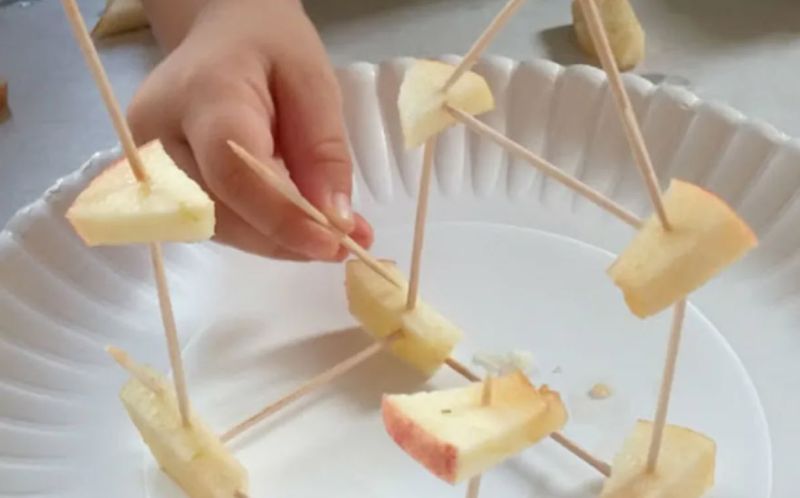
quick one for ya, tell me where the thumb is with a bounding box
[273,51,357,234]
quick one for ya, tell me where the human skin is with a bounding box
[128,0,373,261]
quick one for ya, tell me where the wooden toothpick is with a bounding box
[466,371,494,498]
[646,299,687,471]
[61,0,148,184]
[466,475,483,498]
[222,332,400,443]
[576,0,669,230]
[106,346,164,394]
[62,0,191,426]
[445,357,612,477]
[447,106,642,229]
[442,0,525,91]
[406,138,437,310]
[227,141,403,288]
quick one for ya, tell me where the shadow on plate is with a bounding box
[200,321,429,449]
[536,25,590,68]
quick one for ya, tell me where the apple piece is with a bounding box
[608,179,757,318]
[382,371,567,483]
[601,420,715,498]
[572,0,645,71]
[345,259,462,377]
[92,0,149,39]
[66,139,215,246]
[118,355,248,498]
[399,59,494,148]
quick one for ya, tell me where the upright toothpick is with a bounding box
[466,372,494,498]
[575,0,670,230]
[61,0,191,426]
[442,0,525,91]
[406,138,437,310]
[646,299,687,471]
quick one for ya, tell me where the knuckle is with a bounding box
[306,135,351,170]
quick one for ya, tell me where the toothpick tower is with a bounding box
[60,0,757,497]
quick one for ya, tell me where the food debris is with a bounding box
[588,383,612,400]
[473,350,534,375]
[441,409,452,415]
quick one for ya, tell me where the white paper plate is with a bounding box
[3,56,797,497]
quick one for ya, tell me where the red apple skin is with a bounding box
[382,395,458,484]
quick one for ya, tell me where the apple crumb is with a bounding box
[588,383,612,400]
[441,409,452,414]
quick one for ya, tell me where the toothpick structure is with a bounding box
[575,0,670,230]
[227,140,613,477]
[646,299,687,471]
[61,0,191,426]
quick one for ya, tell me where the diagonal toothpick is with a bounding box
[646,299,687,471]
[61,0,191,426]
[222,332,400,443]
[447,106,642,228]
[227,141,403,288]
[442,0,526,91]
[575,0,670,230]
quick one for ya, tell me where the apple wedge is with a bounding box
[399,59,494,148]
[345,259,462,376]
[67,139,215,246]
[601,420,715,498]
[608,179,757,318]
[382,371,567,483]
[572,0,645,71]
[117,352,248,498]
[91,0,149,39]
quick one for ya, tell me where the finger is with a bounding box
[126,68,181,146]
[350,213,374,249]
[273,41,357,234]
[182,99,343,261]
[163,139,312,262]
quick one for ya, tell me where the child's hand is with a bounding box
[128,0,373,261]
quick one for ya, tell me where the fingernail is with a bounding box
[331,192,354,229]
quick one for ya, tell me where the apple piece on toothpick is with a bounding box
[345,259,462,376]
[382,371,567,483]
[572,0,645,71]
[608,179,757,318]
[91,0,149,39]
[399,59,494,148]
[600,420,715,498]
[67,139,215,246]
[117,353,248,498]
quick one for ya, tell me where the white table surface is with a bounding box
[1,1,798,496]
